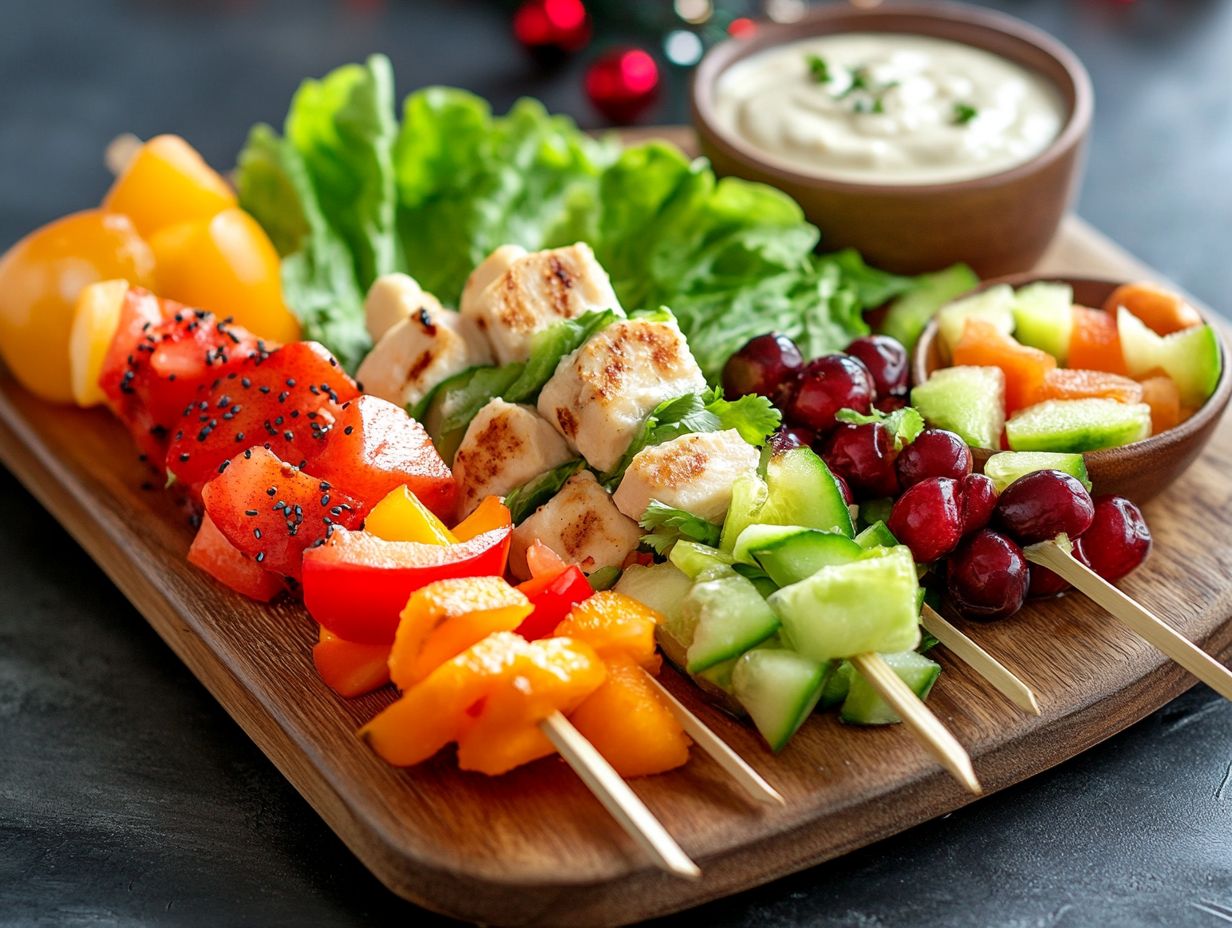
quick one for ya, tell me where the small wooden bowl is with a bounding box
[691,2,1092,277]
[911,275,1232,503]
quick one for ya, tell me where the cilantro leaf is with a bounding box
[835,405,925,450]
[639,501,722,556]
[806,54,831,84]
[952,102,979,125]
[502,459,585,524]
[503,309,620,403]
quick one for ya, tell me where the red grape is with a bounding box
[947,529,1029,621]
[994,470,1094,545]
[769,425,816,453]
[895,428,973,487]
[821,422,899,499]
[958,473,998,537]
[887,477,962,563]
[788,354,875,434]
[722,333,803,404]
[1028,564,1071,598]
[1075,496,1152,583]
[845,335,909,397]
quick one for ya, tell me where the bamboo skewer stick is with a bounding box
[1025,540,1232,703]
[539,711,702,879]
[641,671,785,806]
[920,605,1041,715]
[849,653,982,794]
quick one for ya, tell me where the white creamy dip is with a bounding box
[713,33,1065,185]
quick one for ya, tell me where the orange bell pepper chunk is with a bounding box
[1029,368,1144,406]
[554,591,662,672]
[526,540,568,580]
[366,485,458,545]
[313,627,391,698]
[1067,306,1128,375]
[388,577,532,690]
[1105,282,1202,336]
[103,135,236,238]
[361,632,604,773]
[951,318,1057,413]
[568,653,691,778]
[452,496,512,542]
[1137,374,1182,434]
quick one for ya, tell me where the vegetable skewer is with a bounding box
[1025,539,1232,703]
[641,672,784,806]
[539,711,701,879]
[920,605,1041,715]
[849,653,982,794]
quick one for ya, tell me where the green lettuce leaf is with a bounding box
[503,459,586,525]
[503,309,621,403]
[640,501,723,556]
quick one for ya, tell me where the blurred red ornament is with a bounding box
[584,47,660,124]
[728,17,757,38]
[513,0,592,59]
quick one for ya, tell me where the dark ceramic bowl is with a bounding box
[691,2,1093,277]
[912,275,1232,503]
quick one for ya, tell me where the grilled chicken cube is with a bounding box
[355,301,491,411]
[460,243,623,365]
[612,430,760,524]
[451,398,574,519]
[364,273,446,343]
[537,316,707,473]
[510,471,641,580]
[459,244,527,319]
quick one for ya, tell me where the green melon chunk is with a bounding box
[1005,398,1151,452]
[911,365,1007,449]
[984,451,1092,492]
[937,284,1016,354]
[1117,307,1222,407]
[1012,282,1073,362]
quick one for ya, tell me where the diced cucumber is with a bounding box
[698,634,784,695]
[817,660,854,709]
[768,546,921,662]
[669,540,736,581]
[1006,398,1151,452]
[880,264,980,352]
[732,649,832,752]
[731,523,810,566]
[858,497,894,528]
[937,284,1016,354]
[679,574,780,672]
[719,473,769,553]
[1117,307,1222,407]
[759,448,854,537]
[854,520,897,549]
[983,451,1092,493]
[613,562,693,624]
[840,651,941,725]
[1012,282,1073,363]
[749,529,863,587]
[911,366,1006,449]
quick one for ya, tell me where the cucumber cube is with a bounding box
[613,562,693,624]
[749,529,864,587]
[817,660,854,709]
[1117,307,1222,407]
[911,366,1007,449]
[1006,398,1151,452]
[720,473,770,553]
[759,448,854,537]
[1012,282,1073,363]
[854,520,897,549]
[937,284,1016,354]
[731,523,811,566]
[984,451,1091,493]
[732,649,832,752]
[880,263,980,352]
[669,540,736,580]
[680,574,780,672]
[768,546,921,662]
[840,650,942,725]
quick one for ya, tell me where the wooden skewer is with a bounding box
[539,711,701,879]
[641,670,785,806]
[849,653,982,795]
[1025,539,1232,703]
[921,605,1041,715]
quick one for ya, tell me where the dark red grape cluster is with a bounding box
[721,332,1154,623]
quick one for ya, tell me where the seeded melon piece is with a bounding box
[937,284,1016,354]
[1012,282,1073,363]
[1117,307,1222,407]
[910,365,1007,449]
[1005,398,1151,452]
[984,451,1092,493]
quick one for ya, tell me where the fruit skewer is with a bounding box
[1025,540,1232,702]
[920,606,1041,715]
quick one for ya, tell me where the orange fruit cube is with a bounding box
[1068,306,1128,374]
[951,318,1057,413]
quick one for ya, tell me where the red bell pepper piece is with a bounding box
[515,564,593,640]
[301,525,512,644]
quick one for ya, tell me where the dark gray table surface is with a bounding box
[2,1,1230,925]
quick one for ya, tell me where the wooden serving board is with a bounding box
[2,127,1230,926]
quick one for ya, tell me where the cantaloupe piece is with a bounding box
[951,318,1056,413]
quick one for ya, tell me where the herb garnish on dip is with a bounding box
[713,33,1063,185]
